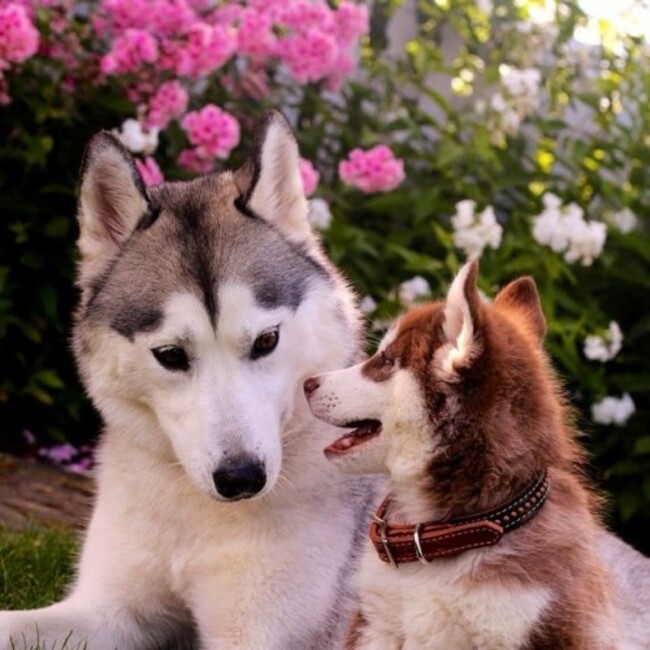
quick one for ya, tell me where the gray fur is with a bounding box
[79,173,328,340]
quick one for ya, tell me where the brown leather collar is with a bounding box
[370,470,550,567]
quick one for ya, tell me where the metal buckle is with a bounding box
[414,523,430,565]
[372,513,399,569]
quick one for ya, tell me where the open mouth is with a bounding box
[324,419,382,457]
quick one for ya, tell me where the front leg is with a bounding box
[0,600,146,650]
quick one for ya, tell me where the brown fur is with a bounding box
[344,610,368,650]
[359,263,617,648]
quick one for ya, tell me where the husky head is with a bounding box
[74,112,360,502]
[306,262,578,519]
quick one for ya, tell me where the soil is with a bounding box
[0,453,93,531]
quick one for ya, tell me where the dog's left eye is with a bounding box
[381,351,394,367]
[152,345,190,372]
[251,328,280,360]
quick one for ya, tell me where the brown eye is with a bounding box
[251,328,280,360]
[381,351,394,367]
[152,346,190,372]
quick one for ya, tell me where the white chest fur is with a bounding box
[356,548,552,650]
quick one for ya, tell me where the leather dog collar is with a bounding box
[370,470,550,567]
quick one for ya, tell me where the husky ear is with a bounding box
[494,277,546,341]
[77,131,149,286]
[234,111,310,242]
[439,261,484,375]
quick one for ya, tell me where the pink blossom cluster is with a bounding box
[179,104,240,173]
[242,0,369,89]
[96,0,368,94]
[145,80,189,129]
[135,157,164,187]
[0,3,39,103]
[171,22,236,78]
[339,145,405,194]
[100,28,158,75]
[299,158,319,196]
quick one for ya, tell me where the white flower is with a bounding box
[476,0,492,15]
[583,322,623,362]
[542,193,563,210]
[608,208,638,234]
[592,393,635,426]
[359,295,377,315]
[308,198,332,230]
[563,220,606,266]
[453,200,477,228]
[488,66,542,138]
[398,276,431,307]
[531,195,607,265]
[501,108,522,136]
[452,202,503,259]
[115,118,159,154]
[490,93,507,113]
[500,66,541,114]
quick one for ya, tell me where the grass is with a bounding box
[0,526,77,610]
[0,526,84,649]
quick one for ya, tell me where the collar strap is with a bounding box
[369,470,550,567]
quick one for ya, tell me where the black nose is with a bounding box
[213,457,267,500]
[304,377,320,396]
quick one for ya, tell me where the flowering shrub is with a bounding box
[0,0,648,549]
[0,3,38,103]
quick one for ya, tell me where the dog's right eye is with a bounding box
[381,351,394,367]
[151,346,190,372]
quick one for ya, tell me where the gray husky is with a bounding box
[0,111,648,649]
[0,112,374,649]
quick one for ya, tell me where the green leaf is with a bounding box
[633,437,650,456]
[33,369,65,390]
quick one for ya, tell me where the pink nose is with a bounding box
[303,377,320,396]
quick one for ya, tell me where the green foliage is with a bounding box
[0,0,648,551]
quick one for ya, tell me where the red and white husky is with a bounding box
[305,262,624,649]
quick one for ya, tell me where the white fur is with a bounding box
[440,262,478,376]
[0,279,366,648]
[77,142,149,288]
[356,551,551,650]
[247,117,311,243]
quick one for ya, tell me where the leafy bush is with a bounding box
[0,0,648,550]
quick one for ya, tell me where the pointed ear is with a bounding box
[77,131,150,287]
[494,277,546,341]
[439,261,484,375]
[234,111,310,242]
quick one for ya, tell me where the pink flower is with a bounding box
[299,158,319,196]
[237,8,276,59]
[0,3,39,65]
[281,28,338,84]
[178,148,214,174]
[135,156,164,187]
[98,0,195,36]
[100,28,158,75]
[339,145,405,193]
[181,104,240,160]
[334,1,369,45]
[42,443,77,464]
[145,80,188,129]
[173,22,235,77]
